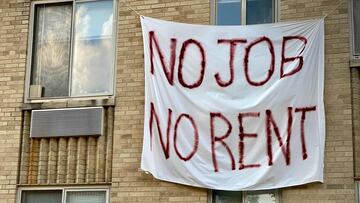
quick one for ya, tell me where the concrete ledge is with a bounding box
[21,97,116,110]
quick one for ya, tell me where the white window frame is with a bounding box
[208,189,281,203]
[356,181,360,203]
[211,0,279,25]
[24,0,118,103]
[17,186,110,203]
[350,0,360,61]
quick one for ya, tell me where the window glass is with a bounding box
[31,3,72,97]
[217,0,241,25]
[246,0,273,25]
[66,191,106,203]
[245,191,277,203]
[21,190,62,203]
[212,190,243,203]
[28,0,115,99]
[72,0,114,96]
[212,190,278,203]
[353,0,360,55]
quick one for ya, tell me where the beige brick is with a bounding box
[0,0,358,202]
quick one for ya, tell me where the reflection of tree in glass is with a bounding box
[32,4,72,97]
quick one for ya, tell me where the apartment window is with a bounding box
[27,0,115,99]
[214,0,276,25]
[352,0,360,58]
[211,190,280,203]
[21,190,62,203]
[20,188,108,203]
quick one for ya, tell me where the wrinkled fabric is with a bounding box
[141,16,325,190]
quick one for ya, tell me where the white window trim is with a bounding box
[356,181,359,203]
[208,189,281,203]
[24,0,118,103]
[17,186,110,203]
[210,0,279,25]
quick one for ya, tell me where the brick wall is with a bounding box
[111,1,210,202]
[0,0,357,203]
[280,0,355,202]
[111,0,356,203]
[18,107,114,186]
[0,0,29,202]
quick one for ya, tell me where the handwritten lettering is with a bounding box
[149,103,317,172]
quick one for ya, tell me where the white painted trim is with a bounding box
[68,0,76,97]
[356,181,360,203]
[241,0,246,25]
[26,95,114,104]
[275,0,279,22]
[31,106,102,112]
[111,0,118,98]
[32,0,73,4]
[24,2,36,103]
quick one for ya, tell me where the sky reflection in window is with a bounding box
[72,0,114,96]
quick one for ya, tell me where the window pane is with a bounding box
[21,190,62,203]
[245,191,277,203]
[217,0,241,25]
[72,0,114,96]
[31,3,72,97]
[213,190,242,203]
[246,0,273,25]
[354,0,360,54]
[66,191,106,203]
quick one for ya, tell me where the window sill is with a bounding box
[22,97,115,110]
[17,183,112,187]
[351,58,360,68]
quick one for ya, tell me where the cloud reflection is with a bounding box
[71,1,114,96]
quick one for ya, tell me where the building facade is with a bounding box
[0,0,359,202]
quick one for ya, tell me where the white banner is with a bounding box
[140,16,325,190]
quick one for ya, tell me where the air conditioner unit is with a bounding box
[30,107,104,138]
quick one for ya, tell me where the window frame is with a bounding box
[211,0,279,25]
[17,186,110,203]
[350,0,360,60]
[208,189,281,203]
[24,0,118,103]
[357,181,359,203]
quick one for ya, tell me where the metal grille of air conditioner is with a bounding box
[30,107,103,138]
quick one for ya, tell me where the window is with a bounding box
[351,0,360,58]
[27,0,116,100]
[66,191,107,203]
[214,0,276,25]
[21,190,62,203]
[211,190,280,203]
[19,188,108,203]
